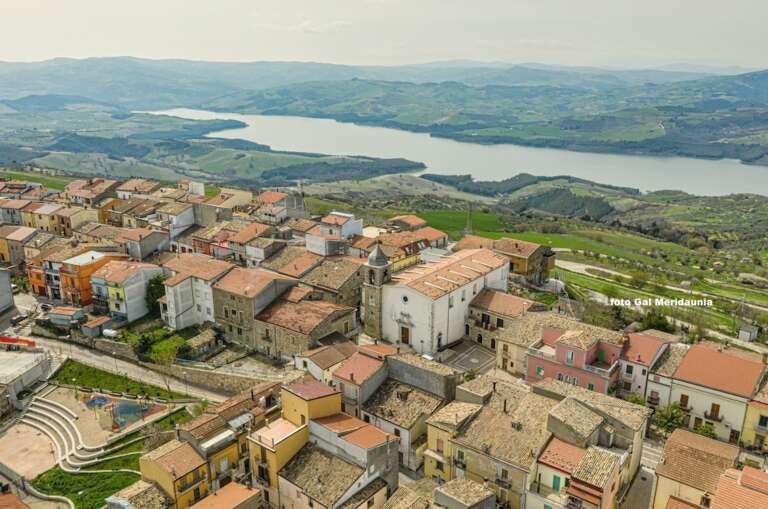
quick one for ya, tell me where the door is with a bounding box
[552,475,561,491]
[598,349,606,362]
[400,327,410,344]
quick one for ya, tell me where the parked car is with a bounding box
[10,314,27,325]
[40,303,52,312]
[10,284,19,294]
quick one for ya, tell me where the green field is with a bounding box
[54,360,186,399]
[419,210,505,239]
[0,169,74,190]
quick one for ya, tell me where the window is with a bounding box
[536,366,544,377]
[709,403,720,419]
[623,381,631,391]
[394,428,401,438]
[759,415,768,427]
[701,495,711,508]
[626,364,634,375]
[587,383,595,391]
[461,289,466,302]
[565,350,575,365]
[457,450,464,460]
[237,327,242,336]
[680,394,689,408]
[501,468,509,479]
[224,309,229,318]
[436,438,444,453]
[367,499,375,508]
[496,317,504,328]
[436,461,444,472]
[448,295,454,308]
[303,360,308,369]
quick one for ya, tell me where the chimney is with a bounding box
[350,372,355,382]
[492,381,497,393]
[503,399,507,413]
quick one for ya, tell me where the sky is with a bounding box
[2,0,766,69]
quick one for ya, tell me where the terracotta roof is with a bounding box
[50,306,81,316]
[283,377,339,401]
[261,246,322,278]
[143,439,205,479]
[92,260,159,284]
[0,199,31,210]
[344,424,397,449]
[539,437,587,474]
[53,206,85,218]
[455,234,542,258]
[390,248,506,299]
[388,215,427,227]
[301,344,354,370]
[282,286,313,303]
[313,413,368,434]
[300,258,360,292]
[358,343,399,359]
[651,342,689,377]
[711,468,768,509]
[437,478,495,507]
[425,401,482,431]
[162,253,233,283]
[256,298,352,335]
[285,217,317,233]
[1,225,36,242]
[189,482,260,509]
[117,228,161,243]
[228,222,272,244]
[381,479,437,509]
[470,289,535,317]
[363,379,443,429]
[116,178,160,194]
[83,316,111,328]
[666,497,701,509]
[280,443,363,508]
[414,226,448,242]
[673,343,765,397]
[213,267,293,298]
[655,429,739,493]
[333,352,384,385]
[499,311,624,348]
[350,235,377,250]
[622,333,667,367]
[377,230,429,249]
[256,190,288,204]
[321,212,352,225]
[571,446,619,488]
[179,413,226,440]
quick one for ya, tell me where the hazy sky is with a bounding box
[2,0,766,68]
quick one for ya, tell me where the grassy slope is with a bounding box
[54,359,185,399]
[0,169,74,190]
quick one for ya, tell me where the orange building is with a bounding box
[59,250,127,305]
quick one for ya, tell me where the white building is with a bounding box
[364,248,508,355]
[153,201,195,240]
[618,332,670,398]
[160,253,234,330]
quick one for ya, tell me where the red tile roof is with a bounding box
[622,333,667,367]
[321,213,351,225]
[388,215,427,227]
[213,267,293,298]
[711,468,768,509]
[256,190,288,204]
[470,289,534,317]
[414,226,447,242]
[313,413,367,434]
[162,253,233,283]
[666,497,701,509]
[256,298,352,335]
[333,352,384,385]
[344,424,397,449]
[538,437,586,474]
[673,344,765,397]
[283,378,339,401]
[189,482,260,509]
[228,222,272,244]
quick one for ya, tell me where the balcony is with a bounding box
[472,319,497,332]
[704,411,724,422]
[454,458,466,470]
[527,345,556,361]
[177,473,207,493]
[647,395,660,406]
[584,360,619,377]
[495,477,511,489]
[754,423,768,434]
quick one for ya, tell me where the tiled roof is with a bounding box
[651,342,689,377]
[213,267,293,298]
[162,253,233,283]
[283,377,339,401]
[256,298,352,335]
[470,289,535,317]
[388,215,427,227]
[655,429,739,493]
[188,482,260,509]
[571,447,619,488]
[280,443,363,508]
[1,225,37,242]
[390,248,506,299]
[116,178,160,194]
[302,344,355,370]
[364,379,443,429]
[313,413,368,434]
[49,306,82,316]
[256,190,288,204]
[711,468,768,509]
[391,352,458,376]
[285,217,317,233]
[0,199,31,210]
[300,258,360,292]
[321,212,352,225]
[337,478,387,509]
[497,312,624,348]
[437,478,495,507]
[425,401,482,431]
[261,246,322,278]
[92,260,159,284]
[116,228,161,243]
[381,479,437,509]
[414,226,448,242]
[179,413,226,440]
[539,437,587,474]
[549,397,604,441]
[228,222,272,244]
[455,234,542,258]
[333,352,384,385]
[343,424,398,449]
[142,439,205,479]
[666,497,701,509]
[109,480,172,509]
[157,201,192,215]
[358,343,399,359]
[622,333,667,367]
[673,343,765,397]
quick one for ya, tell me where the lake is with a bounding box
[156,108,768,196]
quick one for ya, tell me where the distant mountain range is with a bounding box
[0,56,745,110]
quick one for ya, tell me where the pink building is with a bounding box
[526,322,627,394]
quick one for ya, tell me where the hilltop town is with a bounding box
[0,173,765,509]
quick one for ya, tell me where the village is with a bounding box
[0,175,765,509]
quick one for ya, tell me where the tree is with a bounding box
[149,344,180,398]
[654,403,685,433]
[624,392,646,406]
[694,422,717,439]
[640,309,674,333]
[630,270,650,289]
[145,274,167,316]
[464,369,478,382]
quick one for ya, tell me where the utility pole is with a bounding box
[463,202,473,236]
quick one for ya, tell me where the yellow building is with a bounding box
[742,380,768,451]
[247,378,341,507]
[139,439,209,509]
[423,402,481,484]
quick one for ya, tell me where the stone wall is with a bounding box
[93,337,139,361]
[140,362,265,396]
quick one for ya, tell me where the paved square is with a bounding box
[442,341,496,373]
[0,424,57,478]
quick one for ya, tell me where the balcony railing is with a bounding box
[527,346,556,361]
[584,361,619,377]
[755,423,768,433]
[704,411,724,422]
[177,473,207,493]
[472,319,497,332]
[495,477,512,489]
[454,459,466,470]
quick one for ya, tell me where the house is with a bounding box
[362,247,508,355]
[47,306,85,327]
[618,332,670,398]
[248,378,341,504]
[243,238,285,268]
[139,439,209,509]
[0,179,42,198]
[300,258,363,308]
[742,378,768,452]
[423,402,482,484]
[155,201,195,240]
[523,315,627,394]
[294,342,358,384]
[251,293,357,359]
[331,352,387,417]
[205,187,252,210]
[454,235,556,286]
[106,479,173,509]
[305,212,363,256]
[283,217,317,239]
[0,268,13,313]
[384,214,428,232]
[27,243,88,300]
[116,178,162,199]
[212,267,297,346]
[116,228,169,260]
[0,199,31,224]
[64,178,119,206]
[739,324,760,342]
[261,246,323,279]
[652,429,739,509]
[0,225,37,268]
[21,202,61,231]
[91,260,163,323]
[383,478,496,509]
[190,220,248,258]
[52,206,99,237]
[650,343,766,443]
[22,231,57,262]
[59,250,127,306]
[361,379,444,470]
[645,342,688,409]
[227,222,275,265]
[711,467,768,509]
[160,253,234,330]
[464,289,539,362]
